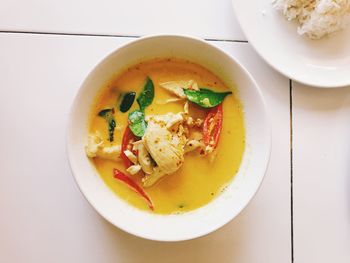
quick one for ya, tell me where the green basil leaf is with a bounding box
[184,88,232,108]
[98,108,113,118]
[128,109,147,137]
[119,91,136,113]
[98,108,116,142]
[137,77,154,112]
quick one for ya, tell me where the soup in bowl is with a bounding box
[67,35,270,241]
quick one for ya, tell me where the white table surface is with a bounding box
[0,0,348,262]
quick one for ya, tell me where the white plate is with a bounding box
[232,0,350,88]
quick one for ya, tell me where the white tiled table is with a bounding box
[0,1,348,262]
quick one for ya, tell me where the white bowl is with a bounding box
[67,35,271,241]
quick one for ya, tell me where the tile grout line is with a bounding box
[290,79,294,263]
[0,30,248,43]
[205,38,248,43]
[0,30,140,38]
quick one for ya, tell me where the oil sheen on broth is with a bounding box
[88,58,245,214]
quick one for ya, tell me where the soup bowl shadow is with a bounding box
[67,34,271,241]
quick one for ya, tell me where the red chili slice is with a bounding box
[113,169,154,210]
[203,104,223,149]
[121,126,138,168]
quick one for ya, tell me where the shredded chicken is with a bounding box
[85,132,121,161]
[205,145,215,154]
[156,98,184,105]
[85,132,103,158]
[185,116,203,128]
[98,145,122,160]
[184,139,205,153]
[166,113,183,129]
[186,116,194,126]
[183,101,189,114]
[159,80,199,98]
[194,118,204,128]
[142,167,169,187]
[159,82,186,98]
[146,112,183,125]
[133,141,153,174]
[190,131,203,141]
[123,149,138,164]
[127,164,142,175]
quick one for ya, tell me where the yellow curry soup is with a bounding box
[86,58,245,214]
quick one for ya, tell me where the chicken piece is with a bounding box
[142,167,167,187]
[194,118,204,128]
[156,98,184,105]
[133,141,153,174]
[127,164,142,175]
[177,124,187,137]
[123,149,138,164]
[146,113,184,130]
[159,80,199,98]
[159,81,186,98]
[85,132,121,161]
[85,132,103,158]
[99,145,122,160]
[190,131,203,141]
[142,116,186,187]
[166,113,183,129]
[184,139,205,153]
[186,117,204,128]
[188,80,199,90]
[184,101,189,114]
[186,116,194,126]
[205,145,214,154]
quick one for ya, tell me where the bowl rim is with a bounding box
[66,34,272,241]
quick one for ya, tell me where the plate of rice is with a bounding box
[232,0,350,88]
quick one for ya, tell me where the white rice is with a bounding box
[273,0,350,39]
